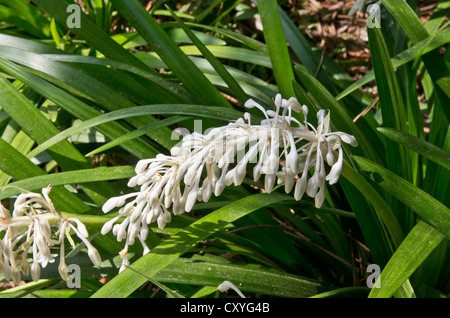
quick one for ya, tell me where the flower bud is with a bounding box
[31,262,40,282]
[88,246,102,267]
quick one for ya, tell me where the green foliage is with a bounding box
[0,0,448,299]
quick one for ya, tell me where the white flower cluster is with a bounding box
[0,186,101,284]
[102,95,358,270]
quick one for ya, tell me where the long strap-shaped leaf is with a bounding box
[367,23,414,231]
[0,138,89,213]
[91,193,291,298]
[368,24,412,183]
[336,26,450,101]
[369,220,446,298]
[166,5,249,105]
[110,0,231,108]
[0,166,135,200]
[32,0,191,106]
[378,127,450,171]
[29,0,163,76]
[256,0,294,97]
[27,104,250,160]
[354,156,450,238]
[0,45,176,151]
[0,57,159,159]
[379,0,450,122]
[0,73,116,206]
[341,161,404,250]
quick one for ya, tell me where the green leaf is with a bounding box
[109,0,231,108]
[0,166,135,200]
[0,138,89,213]
[26,104,249,160]
[123,265,185,298]
[369,221,446,298]
[179,45,272,68]
[310,287,370,298]
[378,127,450,170]
[256,0,294,97]
[167,22,268,55]
[367,24,411,180]
[336,26,450,101]
[367,21,414,231]
[354,156,450,238]
[41,54,194,104]
[0,44,176,151]
[0,74,116,206]
[0,280,56,298]
[86,116,189,157]
[166,5,249,104]
[379,0,450,122]
[30,0,153,71]
[278,5,347,96]
[91,193,291,298]
[113,28,227,49]
[0,57,160,159]
[0,0,51,38]
[152,258,330,298]
[341,161,403,254]
[0,129,34,187]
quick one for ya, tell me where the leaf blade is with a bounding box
[369,221,446,298]
[256,0,294,97]
[27,104,249,159]
[91,193,291,298]
[354,156,450,238]
[378,127,450,170]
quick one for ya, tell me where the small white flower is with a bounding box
[101,95,358,267]
[0,187,101,283]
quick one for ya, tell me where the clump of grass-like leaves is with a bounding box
[0,0,448,299]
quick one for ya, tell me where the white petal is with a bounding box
[11,266,21,285]
[68,218,89,238]
[103,195,126,213]
[116,219,130,242]
[88,246,102,267]
[202,183,212,202]
[234,163,247,186]
[338,133,358,147]
[101,215,120,235]
[284,171,295,194]
[326,147,343,185]
[288,97,301,112]
[58,261,69,281]
[170,146,182,156]
[264,174,276,193]
[244,98,258,109]
[214,178,226,197]
[157,214,166,230]
[314,187,325,208]
[140,222,149,241]
[31,262,40,282]
[185,187,198,212]
[307,173,319,197]
[274,94,282,108]
[130,201,146,224]
[294,176,307,201]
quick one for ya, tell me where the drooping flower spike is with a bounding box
[102,95,358,270]
[0,186,101,284]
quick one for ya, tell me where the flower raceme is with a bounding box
[102,95,358,270]
[0,186,101,284]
